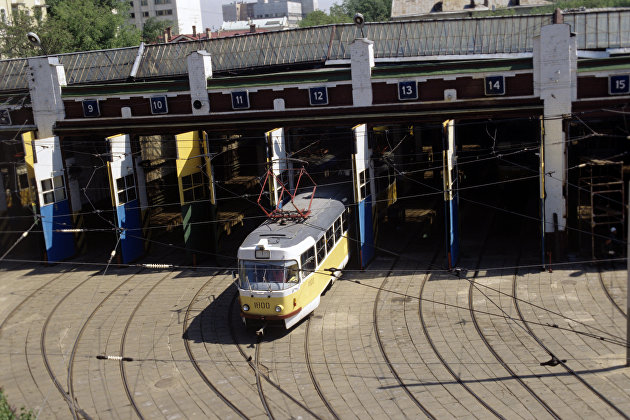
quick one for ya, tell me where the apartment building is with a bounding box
[0,0,46,22]
[128,0,202,34]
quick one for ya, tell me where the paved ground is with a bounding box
[0,229,629,419]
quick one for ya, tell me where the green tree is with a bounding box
[299,10,352,27]
[142,17,175,43]
[0,10,42,58]
[337,0,391,22]
[43,0,141,53]
[0,0,141,57]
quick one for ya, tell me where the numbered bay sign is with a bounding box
[150,96,169,114]
[485,76,505,96]
[82,99,100,117]
[398,81,418,100]
[309,87,328,106]
[609,75,630,95]
[0,109,10,125]
[231,91,250,110]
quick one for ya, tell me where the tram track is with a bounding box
[117,270,174,420]
[596,264,627,319]
[182,276,249,420]
[466,224,561,419]
[40,272,98,420]
[373,250,436,419]
[512,263,630,419]
[0,267,73,336]
[227,291,322,420]
[418,264,505,418]
[0,266,77,417]
[304,316,341,420]
[65,268,144,419]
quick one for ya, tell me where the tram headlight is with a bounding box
[275,305,283,313]
[242,304,250,312]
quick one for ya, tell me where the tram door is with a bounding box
[28,135,75,262]
[265,128,294,206]
[107,134,143,263]
[352,124,376,268]
[442,120,460,269]
[175,130,216,256]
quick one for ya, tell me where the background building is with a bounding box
[128,0,202,34]
[0,0,46,22]
[221,0,318,27]
[391,0,550,18]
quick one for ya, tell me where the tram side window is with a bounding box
[316,237,326,265]
[334,217,341,241]
[342,210,348,233]
[301,246,316,278]
[326,226,334,251]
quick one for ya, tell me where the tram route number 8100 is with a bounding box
[254,302,270,309]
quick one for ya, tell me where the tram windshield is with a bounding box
[238,260,300,291]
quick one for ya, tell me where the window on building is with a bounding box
[115,174,136,205]
[358,169,369,200]
[141,0,147,5]
[40,175,66,205]
[0,9,5,23]
[129,1,133,6]
[142,11,149,16]
[130,12,135,18]
[181,171,205,203]
[154,0,171,4]
[156,9,172,15]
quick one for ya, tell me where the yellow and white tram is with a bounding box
[237,188,350,329]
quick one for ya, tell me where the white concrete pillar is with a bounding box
[534,23,576,234]
[27,56,66,138]
[187,50,212,115]
[350,38,374,107]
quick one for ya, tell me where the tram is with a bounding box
[236,185,351,330]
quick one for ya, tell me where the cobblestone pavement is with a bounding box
[0,244,628,419]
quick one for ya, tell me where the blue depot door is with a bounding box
[443,120,459,269]
[352,124,376,268]
[40,199,75,262]
[116,199,143,263]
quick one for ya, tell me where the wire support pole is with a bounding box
[626,180,629,366]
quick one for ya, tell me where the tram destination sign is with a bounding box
[150,96,169,114]
[609,75,630,95]
[484,75,505,96]
[82,99,100,117]
[309,87,329,105]
[0,109,11,125]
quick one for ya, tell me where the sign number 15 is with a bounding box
[610,75,630,95]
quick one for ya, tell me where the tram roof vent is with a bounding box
[257,166,316,220]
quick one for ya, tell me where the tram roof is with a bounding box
[1,9,630,92]
[240,187,350,251]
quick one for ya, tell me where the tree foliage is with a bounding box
[299,0,391,28]
[142,17,175,43]
[299,10,352,27]
[336,0,391,22]
[0,0,141,58]
[0,10,43,58]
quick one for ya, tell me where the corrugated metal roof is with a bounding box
[0,9,628,92]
